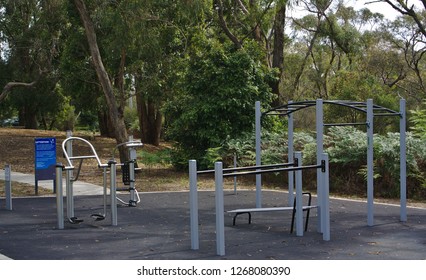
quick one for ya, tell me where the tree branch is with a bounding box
[0,81,37,103]
[214,0,242,48]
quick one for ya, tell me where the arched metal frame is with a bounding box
[255,99,407,228]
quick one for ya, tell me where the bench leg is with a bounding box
[233,212,251,226]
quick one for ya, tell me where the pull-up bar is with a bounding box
[255,98,407,228]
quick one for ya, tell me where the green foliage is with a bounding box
[139,149,172,168]
[212,126,426,199]
[165,36,275,169]
[410,100,426,139]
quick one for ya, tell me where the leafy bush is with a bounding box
[164,37,275,169]
[211,126,426,199]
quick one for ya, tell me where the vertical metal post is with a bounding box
[367,99,374,226]
[288,102,294,206]
[65,131,74,219]
[215,161,225,256]
[255,101,262,208]
[321,153,330,241]
[295,152,303,237]
[315,99,324,232]
[4,164,12,210]
[400,99,407,222]
[128,135,137,204]
[233,154,237,195]
[110,160,118,226]
[56,164,64,229]
[189,160,199,250]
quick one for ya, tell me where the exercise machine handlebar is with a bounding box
[62,137,107,170]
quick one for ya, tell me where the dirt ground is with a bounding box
[0,127,227,194]
[1,127,425,208]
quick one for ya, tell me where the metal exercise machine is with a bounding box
[112,136,143,207]
[55,137,117,229]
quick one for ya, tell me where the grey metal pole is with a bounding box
[215,161,225,256]
[109,160,118,226]
[233,154,237,195]
[295,152,303,237]
[65,131,74,219]
[56,164,64,229]
[367,99,374,226]
[189,160,199,250]
[316,99,324,233]
[255,101,262,208]
[321,153,330,241]
[288,101,294,206]
[4,164,12,210]
[400,99,407,222]
[128,135,137,204]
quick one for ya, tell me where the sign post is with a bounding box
[34,137,57,195]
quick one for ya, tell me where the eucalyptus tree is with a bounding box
[0,0,67,128]
[211,0,303,104]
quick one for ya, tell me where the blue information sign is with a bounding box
[34,137,57,194]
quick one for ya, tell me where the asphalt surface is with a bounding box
[1,188,425,260]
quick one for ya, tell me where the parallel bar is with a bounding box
[222,164,322,178]
[323,122,366,127]
[55,164,64,229]
[197,162,295,175]
[189,160,199,250]
[295,152,303,237]
[215,162,225,256]
[373,113,401,117]
[367,99,374,226]
[400,99,407,222]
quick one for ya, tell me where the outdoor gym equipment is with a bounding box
[112,136,143,207]
[189,152,330,256]
[55,136,117,229]
[255,99,407,228]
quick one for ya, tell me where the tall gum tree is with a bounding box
[73,0,129,161]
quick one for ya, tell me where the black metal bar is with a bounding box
[373,113,401,117]
[290,192,312,233]
[323,122,367,127]
[197,162,295,175]
[222,164,322,178]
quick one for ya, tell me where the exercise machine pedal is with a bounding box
[69,217,84,224]
[90,214,105,221]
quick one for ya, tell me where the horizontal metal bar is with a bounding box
[68,155,97,160]
[222,164,322,178]
[324,122,367,127]
[374,113,401,117]
[197,162,295,175]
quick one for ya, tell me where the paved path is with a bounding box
[0,169,104,196]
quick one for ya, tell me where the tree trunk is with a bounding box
[74,0,129,162]
[136,91,162,146]
[270,4,286,106]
